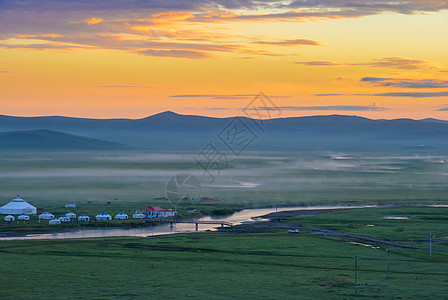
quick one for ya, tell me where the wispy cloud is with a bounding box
[138,49,214,59]
[255,39,322,46]
[97,85,154,88]
[316,91,448,98]
[296,57,435,70]
[361,77,448,88]
[373,92,448,98]
[171,94,287,99]
[247,104,387,111]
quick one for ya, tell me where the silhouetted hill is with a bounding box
[1,112,448,151]
[0,129,131,150]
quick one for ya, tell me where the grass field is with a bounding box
[1,207,447,299]
[1,150,448,211]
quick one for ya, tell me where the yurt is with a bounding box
[0,195,37,215]
[78,213,90,222]
[39,210,55,220]
[114,212,129,220]
[66,211,76,219]
[95,211,112,221]
[49,219,61,225]
[4,215,14,221]
[18,213,29,221]
[132,210,145,219]
[59,215,71,223]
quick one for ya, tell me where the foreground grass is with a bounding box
[1,226,448,298]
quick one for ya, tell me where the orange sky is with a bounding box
[0,1,447,119]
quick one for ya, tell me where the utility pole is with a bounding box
[429,231,432,256]
[386,249,390,280]
[354,254,358,297]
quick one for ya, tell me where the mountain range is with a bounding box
[1,111,448,151]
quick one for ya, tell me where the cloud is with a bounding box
[361,77,448,88]
[97,85,154,88]
[138,49,213,59]
[295,61,344,66]
[373,92,448,98]
[296,57,435,70]
[248,104,387,111]
[0,71,14,74]
[1,1,447,60]
[85,18,104,25]
[370,57,433,70]
[171,94,287,99]
[316,91,448,98]
[255,39,322,46]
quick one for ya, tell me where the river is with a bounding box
[0,204,431,241]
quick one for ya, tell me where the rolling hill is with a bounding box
[1,112,448,151]
[0,129,131,150]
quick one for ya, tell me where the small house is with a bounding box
[49,219,61,225]
[78,213,90,222]
[4,215,14,221]
[66,211,76,219]
[39,210,55,220]
[65,202,76,208]
[144,206,176,218]
[132,210,145,219]
[18,213,30,221]
[114,212,129,220]
[59,215,71,223]
[95,211,112,221]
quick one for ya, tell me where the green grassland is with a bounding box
[1,207,448,299]
[1,150,448,210]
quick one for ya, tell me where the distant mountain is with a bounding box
[1,112,448,151]
[0,129,130,150]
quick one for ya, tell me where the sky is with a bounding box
[0,0,448,119]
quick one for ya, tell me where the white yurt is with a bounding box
[78,213,90,222]
[132,210,145,219]
[18,213,29,221]
[66,211,76,219]
[0,195,37,215]
[95,211,112,221]
[39,210,55,220]
[4,215,14,221]
[49,219,61,225]
[59,215,71,223]
[114,212,129,220]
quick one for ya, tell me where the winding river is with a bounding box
[0,204,438,241]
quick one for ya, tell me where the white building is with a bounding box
[49,219,61,225]
[0,195,37,215]
[65,202,76,208]
[78,213,90,222]
[4,215,14,221]
[114,212,129,220]
[132,210,145,219]
[39,210,55,220]
[66,211,76,219]
[144,206,176,218]
[18,213,29,221]
[95,211,112,221]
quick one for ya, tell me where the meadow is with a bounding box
[1,207,447,299]
[1,150,448,213]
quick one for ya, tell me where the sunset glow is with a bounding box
[1,1,447,119]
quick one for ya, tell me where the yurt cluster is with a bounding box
[0,195,176,225]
